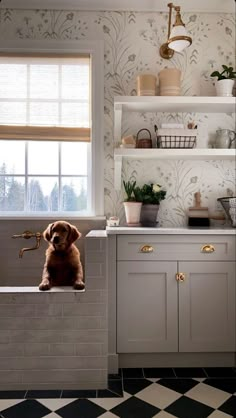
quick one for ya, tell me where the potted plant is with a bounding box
[210,65,236,97]
[123,180,142,226]
[135,182,167,227]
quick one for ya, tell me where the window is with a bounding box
[0,40,104,217]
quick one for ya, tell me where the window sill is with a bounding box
[0,215,106,221]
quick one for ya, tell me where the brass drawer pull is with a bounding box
[176,272,186,282]
[140,245,154,253]
[201,244,215,253]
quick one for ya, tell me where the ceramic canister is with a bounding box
[137,74,157,96]
[159,68,181,96]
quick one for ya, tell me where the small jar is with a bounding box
[137,74,157,96]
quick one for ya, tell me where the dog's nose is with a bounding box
[53,236,60,244]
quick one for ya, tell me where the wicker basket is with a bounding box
[155,128,197,149]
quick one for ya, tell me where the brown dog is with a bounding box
[39,221,84,291]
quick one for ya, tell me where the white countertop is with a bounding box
[86,230,108,238]
[106,226,236,235]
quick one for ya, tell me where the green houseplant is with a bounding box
[210,65,236,81]
[123,180,167,227]
[210,65,236,97]
[134,183,166,205]
[123,180,138,202]
[135,182,167,227]
[123,180,142,226]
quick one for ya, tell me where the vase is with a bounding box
[136,74,157,96]
[140,204,160,227]
[123,202,142,226]
[158,68,181,96]
[215,79,235,97]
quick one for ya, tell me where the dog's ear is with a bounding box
[43,223,54,242]
[68,224,81,244]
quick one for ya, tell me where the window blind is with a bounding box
[0,54,91,141]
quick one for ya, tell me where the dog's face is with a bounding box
[43,221,81,250]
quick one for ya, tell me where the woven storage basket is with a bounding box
[156,128,197,149]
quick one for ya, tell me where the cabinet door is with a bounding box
[117,261,178,353]
[179,261,235,352]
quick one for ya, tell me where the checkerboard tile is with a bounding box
[135,382,182,409]
[186,382,231,409]
[165,396,214,418]
[0,399,51,418]
[0,368,235,418]
[208,411,235,418]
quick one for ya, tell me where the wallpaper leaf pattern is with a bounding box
[0,8,235,226]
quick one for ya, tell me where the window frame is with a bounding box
[0,39,104,218]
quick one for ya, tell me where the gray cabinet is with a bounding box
[117,261,178,352]
[116,235,235,353]
[179,261,235,352]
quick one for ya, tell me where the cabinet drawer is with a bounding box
[117,235,236,261]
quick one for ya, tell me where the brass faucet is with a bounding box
[12,231,42,258]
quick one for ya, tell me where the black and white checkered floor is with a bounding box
[0,368,236,418]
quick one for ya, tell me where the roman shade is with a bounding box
[0,54,91,141]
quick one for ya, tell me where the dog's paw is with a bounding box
[39,281,51,291]
[74,281,85,290]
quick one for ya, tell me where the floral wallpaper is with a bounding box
[0,8,235,226]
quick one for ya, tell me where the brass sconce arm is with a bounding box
[167,3,174,41]
[174,6,185,27]
[160,3,175,59]
[12,231,42,258]
[160,2,192,59]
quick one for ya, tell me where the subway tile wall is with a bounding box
[0,232,108,390]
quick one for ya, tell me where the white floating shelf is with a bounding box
[115,148,235,159]
[113,96,236,189]
[114,96,235,114]
[114,148,235,189]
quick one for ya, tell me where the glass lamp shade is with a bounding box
[168,25,192,52]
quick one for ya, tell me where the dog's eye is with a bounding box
[61,227,67,233]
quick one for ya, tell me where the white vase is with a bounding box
[215,79,235,97]
[123,202,142,226]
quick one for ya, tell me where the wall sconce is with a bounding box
[160,3,192,59]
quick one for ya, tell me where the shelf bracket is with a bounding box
[114,154,122,190]
[114,103,122,145]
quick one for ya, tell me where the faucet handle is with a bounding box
[12,231,42,258]
[12,230,41,239]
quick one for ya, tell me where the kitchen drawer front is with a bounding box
[117,235,236,261]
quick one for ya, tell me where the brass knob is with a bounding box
[201,244,215,253]
[176,272,186,282]
[140,245,154,253]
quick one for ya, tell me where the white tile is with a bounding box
[136,382,181,409]
[90,391,131,410]
[193,377,206,382]
[0,399,23,411]
[41,414,62,418]
[37,398,76,411]
[153,412,177,418]
[186,382,231,409]
[147,377,160,382]
[207,411,234,418]
[99,413,120,418]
